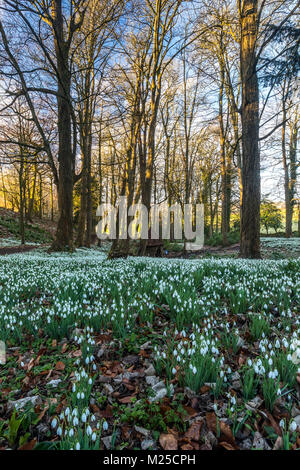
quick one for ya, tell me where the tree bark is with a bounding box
[239,0,261,258]
[50,0,74,251]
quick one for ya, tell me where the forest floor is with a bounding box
[0,248,299,451]
[0,208,55,246]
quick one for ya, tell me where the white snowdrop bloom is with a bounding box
[279,419,285,429]
[86,425,92,436]
[76,442,80,450]
[69,428,74,437]
[51,418,57,429]
[81,413,87,423]
[103,421,109,431]
[57,426,62,436]
[172,367,177,375]
[289,421,297,432]
[92,432,97,442]
[81,392,85,399]
[73,416,79,426]
[275,339,280,349]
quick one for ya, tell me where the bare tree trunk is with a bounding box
[219,65,229,246]
[19,150,25,245]
[282,99,292,238]
[51,0,74,251]
[85,135,92,247]
[27,162,37,222]
[39,173,43,219]
[239,0,261,258]
[76,155,87,247]
[50,177,54,222]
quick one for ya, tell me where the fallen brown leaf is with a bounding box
[55,361,65,371]
[18,439,37,451]
[159,433,178,450]
[184,420,203,442]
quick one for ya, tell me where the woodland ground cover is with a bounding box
[0,249,299,450]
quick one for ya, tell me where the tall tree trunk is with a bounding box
[219,65,229,246]
[19,150,25,245]
[50,177,54,222]
[76,155,87,247]
[239,0,261,258]
[51,0,74,251]
[282,99,292,237]
[85,136,92,247]
[289,116,298,236]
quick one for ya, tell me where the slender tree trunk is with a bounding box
[27,162,37,222]
[50,177,54,222]
[219,66,228,246]
[239,0,261,258]
[85,136,92,247]
[39,173,43,219]
[282,100,292,238]
[76,155,87,247]
[51,0,74,251]
[19,151,25,245]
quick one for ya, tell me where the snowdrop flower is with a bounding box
[51,418,57,429]
[76,442,80,450]
[103,421,109,431]
[289,421,297,432]
[73,416,79,426]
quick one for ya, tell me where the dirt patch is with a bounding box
[166,243,240,258]
[0,245,47,256]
